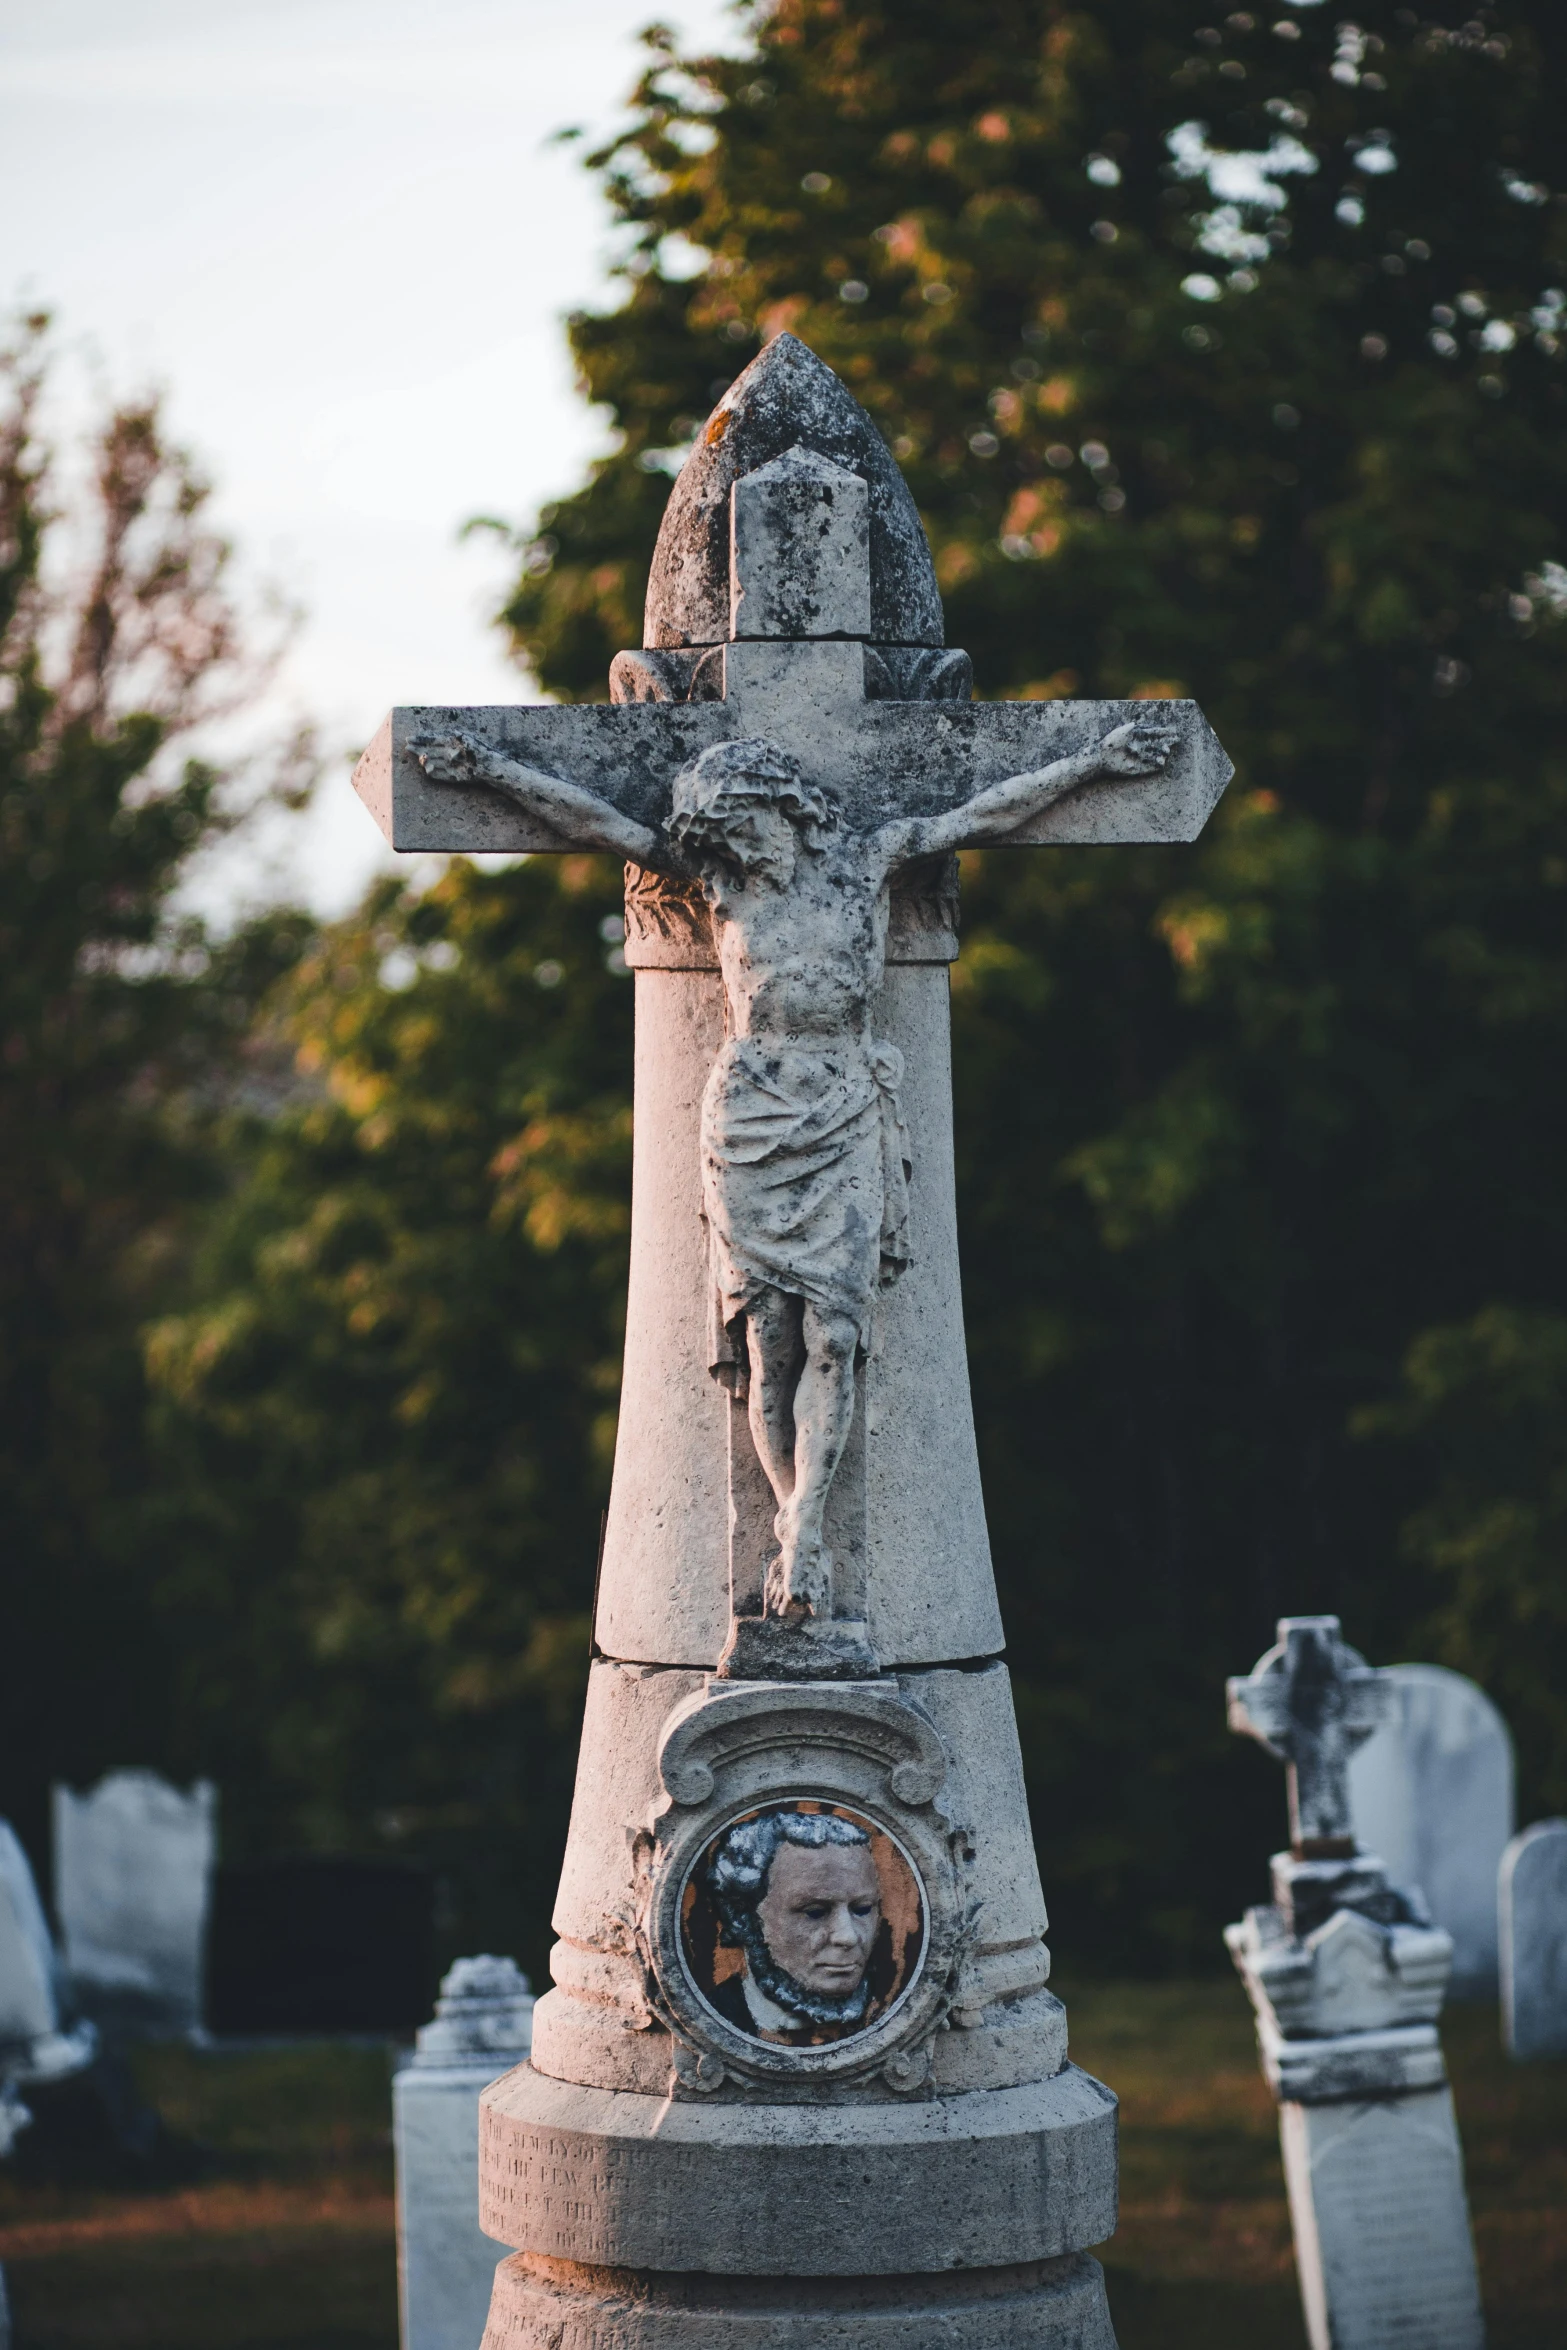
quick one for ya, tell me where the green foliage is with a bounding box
[37,5,1556,1976]
[144,857,633,1971]
[1356,1306,1567,1817]
[489,1,1567,1963]
[0,316,308,1870]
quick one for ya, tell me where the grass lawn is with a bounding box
[0,2046,396,2349]
[0,1984,1560,2346]
[1064,1979,1567,2350]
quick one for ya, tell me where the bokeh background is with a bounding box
[4,3,1566,2341]
[2,0,1566,2146]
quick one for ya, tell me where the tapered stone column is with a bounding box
[480,885,1119,2344]
[351,333,1233,2349]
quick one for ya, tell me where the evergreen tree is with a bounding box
[0,317,307,1868]
[490,1,1567,1961]
[144,857,633,1969]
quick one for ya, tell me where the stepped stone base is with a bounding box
[480,2063,1118,2276]
[482,2250,1118,2349]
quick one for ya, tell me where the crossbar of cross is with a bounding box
[353,446,1231,860]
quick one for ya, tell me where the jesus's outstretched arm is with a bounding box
[875,715,1181,868]
[410,727,665,864]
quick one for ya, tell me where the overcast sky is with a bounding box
[0,0,740,916]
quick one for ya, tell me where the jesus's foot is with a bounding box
[765,1534,831,1621]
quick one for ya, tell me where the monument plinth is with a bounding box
[354,334,1233,2348]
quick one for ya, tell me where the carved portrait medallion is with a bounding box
[638,1679,973,2090]
[679,1800,927,2048]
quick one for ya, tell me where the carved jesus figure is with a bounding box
[413,716,1176,1617]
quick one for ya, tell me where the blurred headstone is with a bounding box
[0,1820,98,2159]
[0,1823,60,2053]
[53,1771,217,2038]
[394,1956,534,2350]
[1227,1619,1484,2350]
[1347,1662,1514,1996]
[1500,1817,1567,2059]
[206,1857,434,2035]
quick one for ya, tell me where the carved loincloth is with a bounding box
[702,1034,912,1392]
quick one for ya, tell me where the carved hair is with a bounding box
[666,738,837,860]
[705,1806,876,2030]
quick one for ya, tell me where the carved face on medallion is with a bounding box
[680,1801,925,2045]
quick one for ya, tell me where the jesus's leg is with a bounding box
[769,1303,859,1617]
[743,1286,802,1514]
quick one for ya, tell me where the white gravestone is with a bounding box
[1227,1619,1485,2350]
[394,1957,534,2350]
[53,1771,217,2037]
[352,332,1234,2350]
[0,1821,97,2156]
[1348,1665,1514,1997]
[1499,1818,1567,2059]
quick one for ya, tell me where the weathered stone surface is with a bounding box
[1265,2020,1449,2106]
[535,1657,1053,2103]
[1267,1847,1429,1942]
[591,966,1003,1670]
[410,1955,536,2070]
[349,335,1238,2350]
[1348,1664,1514,1997]
[395,1957,534,2350]
[1228,1900,1452,2043]
[1226,1621,1485,2350]
[1500,1817,1567,2059]
[730,447,870,642]
[645,335,944,650]
[1228,1617,1393,1856]
[1227,1879,1455,2105]
[622,854,962,971]
[53,1770,216,2037]
[354,683,1229,858]
[482,2250,1117,2350]
[1280,2090,1484,2350]
[479,2063,1118,2275]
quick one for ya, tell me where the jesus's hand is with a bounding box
[410,729,488,787]
[1094,718,1181,778]
[407,726,664,864]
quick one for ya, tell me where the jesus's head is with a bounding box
[667,738,836,879]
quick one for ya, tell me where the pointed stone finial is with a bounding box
[644,333,944,650]
[1228,1615,1394,1857]
[730,445,871,641]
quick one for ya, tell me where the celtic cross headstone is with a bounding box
[1226,1618,1484,2350]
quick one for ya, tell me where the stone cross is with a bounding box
[1229,1615,1395,1857]
[356,333,1230,1672]
[1225,1627,1484,2350]
[351,333,1239,2350]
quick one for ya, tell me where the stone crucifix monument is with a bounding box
[354,334,1231,2349]
[1227,1618,1485,2350]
